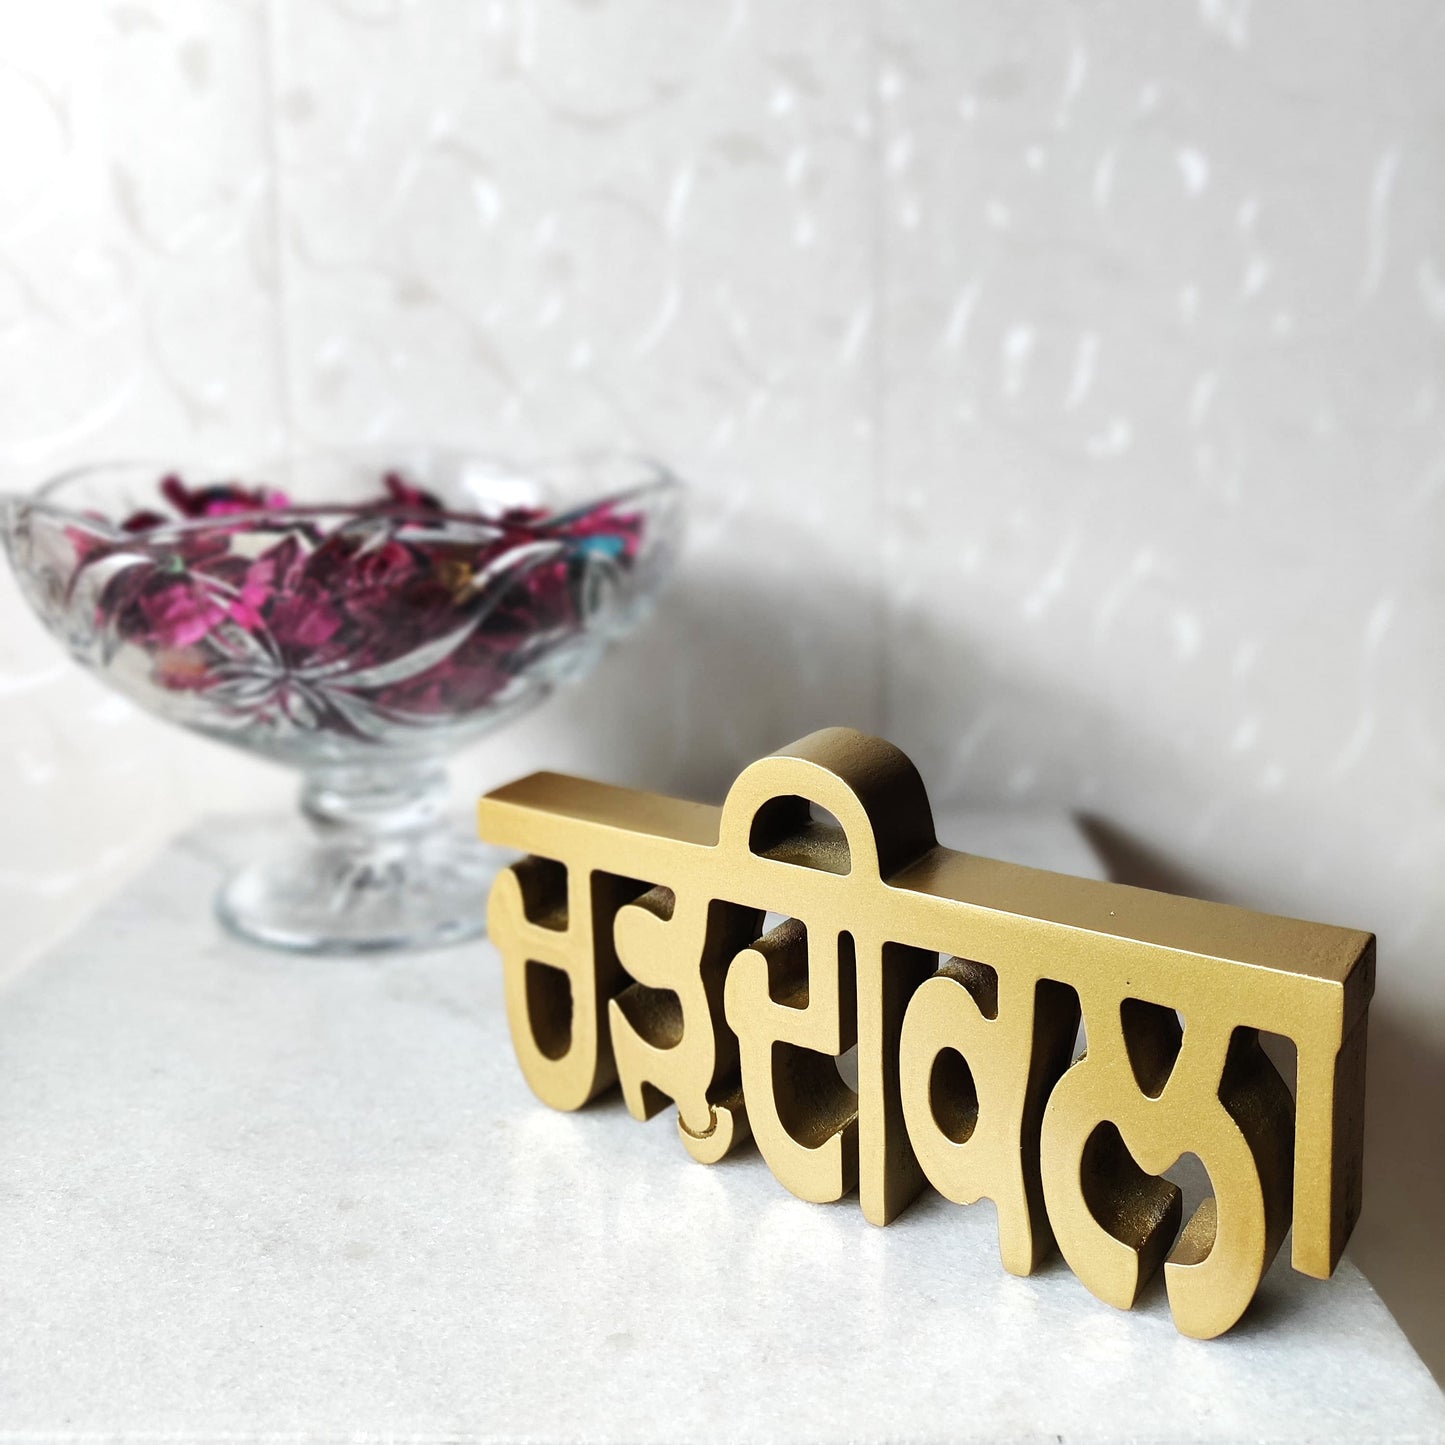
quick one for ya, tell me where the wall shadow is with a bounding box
[1076,815,1221,900]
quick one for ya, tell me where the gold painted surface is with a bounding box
[479,727,1374,1340]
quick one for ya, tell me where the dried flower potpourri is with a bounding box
[2,452,681,949]
[59,471,647,754]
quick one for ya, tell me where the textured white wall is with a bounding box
[1,0,1441,1378]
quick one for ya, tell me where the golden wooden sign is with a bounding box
[478,727,1373,1340]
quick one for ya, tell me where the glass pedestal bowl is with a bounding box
[0,451,683,952]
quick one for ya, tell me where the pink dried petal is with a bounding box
[160,473,291,519]
[381,472,444,512]
[268,584,345,652]
[353,539,416,591]
[121,509,168,534]
[137,580,227,648]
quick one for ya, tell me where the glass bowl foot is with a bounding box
[216,766,504,953]
[216,831,503,953]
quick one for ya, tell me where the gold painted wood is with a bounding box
[479,727,1374,1340]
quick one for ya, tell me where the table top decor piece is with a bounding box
[479,727,1375,1342]
[1,449,683,952]
[2,815,1438,1443]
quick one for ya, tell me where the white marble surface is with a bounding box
[0,0,1442,1385]
[0,812,1438,1443]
